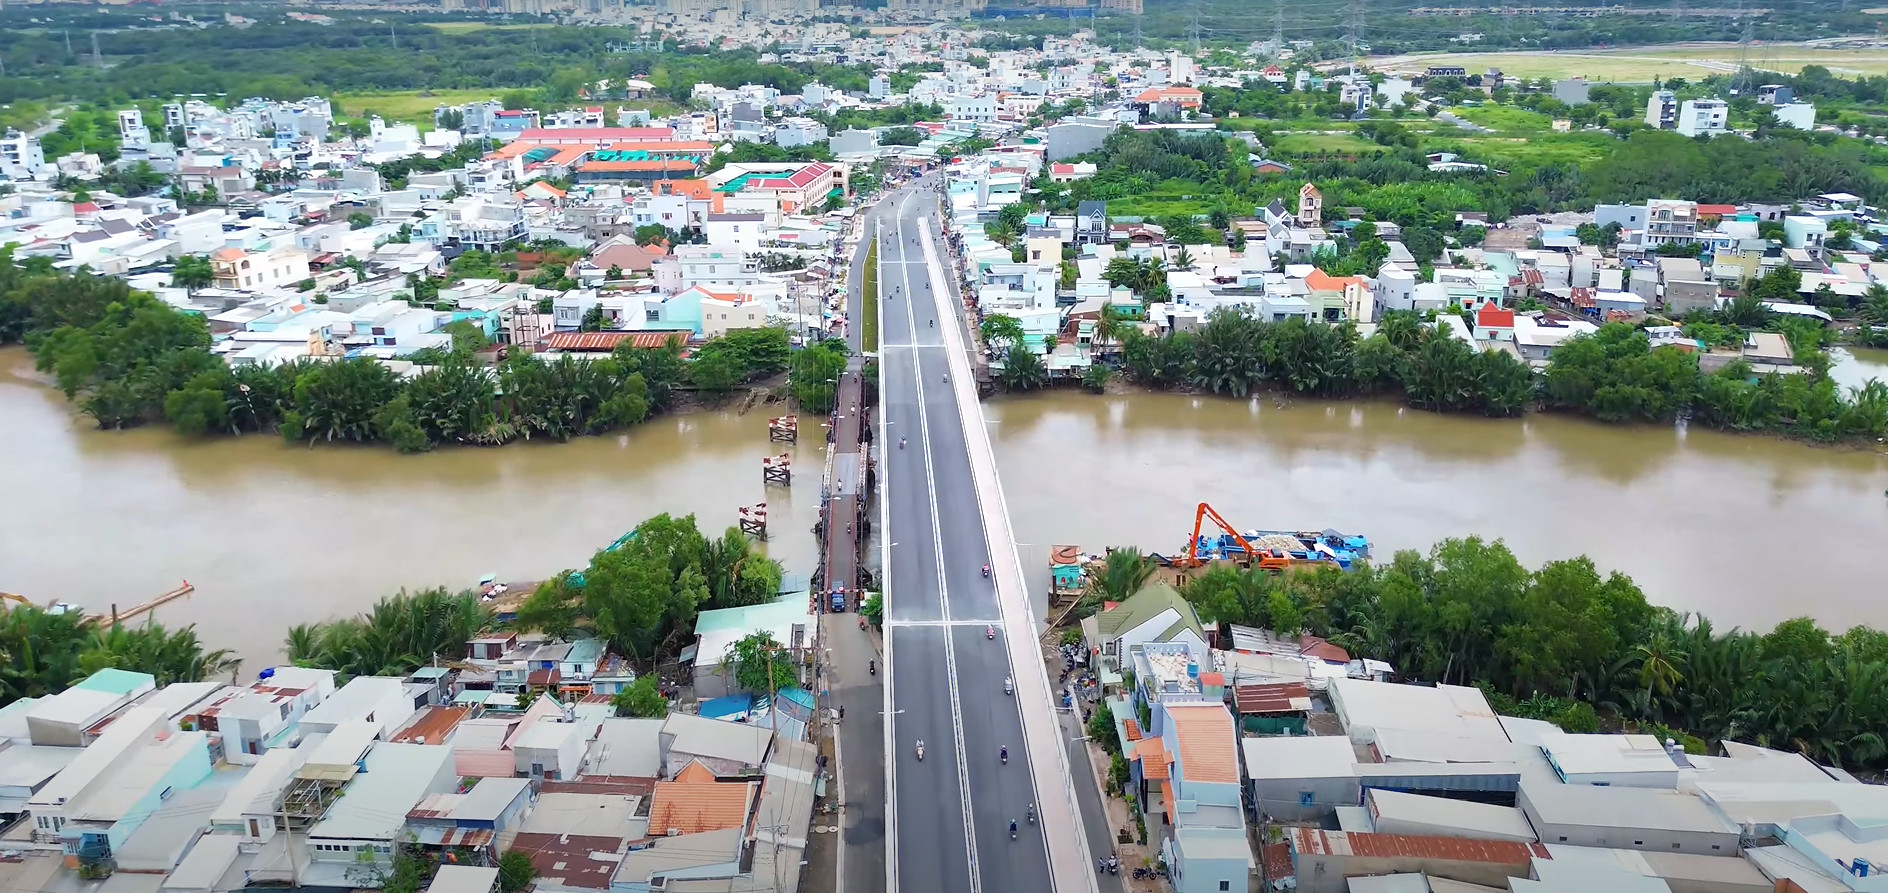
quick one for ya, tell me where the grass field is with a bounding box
[332,89,498,125]
[1372,44,1888,83]
[1270,131,1386,156]
[1451,104,1555,133]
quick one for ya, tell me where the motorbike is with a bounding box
[899,437,906,449]
[868,659,876,676]
[1000,747,1008,765]
[1027,804,1036,825]
[1009,821,1018,841]
[981,564,990,578]
[1004,676,1013,695]
[986,625,995,640]
[915,742,925,761]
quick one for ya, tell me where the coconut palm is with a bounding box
[1091,548,1158,603]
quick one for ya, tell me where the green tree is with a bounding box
[610,675,669,718]
[726,631,799,695]
[580,303,606,332]
[996,346,1049,391]
[347,212,375,230]
[170,255,214,292]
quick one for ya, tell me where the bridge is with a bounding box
[843,179,1107,893]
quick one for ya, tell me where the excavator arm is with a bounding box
[1179,503,1263,568]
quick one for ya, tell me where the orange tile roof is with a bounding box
[391,706,469,744]
[490,141,548,161]
[656,179,714,199]
[1133,737,1171,781]
[1167,703,1238,784]
[1306,269,1366,292]
[1121,718,1144,742]
[543,331,687,352]
[647,779,756,836]
[673,761,717,783]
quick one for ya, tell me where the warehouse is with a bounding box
[1362,789,1537,842]
[1518,780,1741,854]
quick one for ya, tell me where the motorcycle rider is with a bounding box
[999,745,1008,763]
[1027,803,1036,824]
[915,739,925,760]
[1009,820,1018,839]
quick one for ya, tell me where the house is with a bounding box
[209,744,310,845]
[1162,703,1251,893]
[1048,162,1097,183]
[1298,183,1323,228]
[1081,580,1211,670]
[305,743,458,874]
[186,666,337,763]
[1676,99,1728,137]
[1657,257,1715,316]
[405,776,534,861]
[659,712,772,778]
[298,676,417,739]
[24,669,156,747]
[1133,86,1204,111]
[514,712,588,780]
[210,244,310,292]
[1076,201,1109,245]
[690,595,815,701]
[1304,269,1368,322]
[1473,302,1515,343]
[29,705,214,869]
[1242,735,1360,822]
[647,765,757,837]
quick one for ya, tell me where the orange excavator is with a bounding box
[1175,503,1291,572]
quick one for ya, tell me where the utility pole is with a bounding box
[1730,0,1753,95]
[91,32,103,70]
[1187,0,1201,57]
[1131,11,1141,50]
[1271,0,1284,56]
[64,30,73,58]
[1344,0,1366,61]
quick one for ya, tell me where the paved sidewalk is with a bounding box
[827,612,887,893]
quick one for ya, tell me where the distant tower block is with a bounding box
[769,415,799,443]
[762,453,792,486]
[739,502,769,539]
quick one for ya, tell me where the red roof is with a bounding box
[1298,635,1351,664]
[1050,163,1074,174]
[544,331,686,351]
[1233,681,1311,714]
[71,201,101,214]
[1696,203,1737,216]
[746,162,834,190]
[1476,303,1516,329]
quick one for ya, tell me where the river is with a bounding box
[0,347,825,672]
[7,345,1888,673]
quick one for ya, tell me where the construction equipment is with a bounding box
[1176,503,1289,571]
[0,591,83,615]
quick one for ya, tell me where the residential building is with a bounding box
[297,676,417,739]
[210,245,311,292]
[1083,580,1211,670]
[1161,703,1250,893]
[707,162,841,215]
[1290,828,1547,893]
[28,705,214,868]
[1242,735,1360,822]
[1076,201,1109,244]
[1675,99,1728,138]
[209,744,310,844]
[25,669,156,747]
[1783,215,1828,256]
[306,743,458,873]
[1658,257,1716,315]
[1773,102,1817,130]
[1645,90,1677,130]
[1298,182,1323,228]
[1642,199,1699,248]
[1,129,46,180]
[692,595,815,701]
[186,666,337,763]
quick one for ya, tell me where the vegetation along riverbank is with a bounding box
[0,254,853,452]
[1081,537,1888,770]
[993,292,1888,446]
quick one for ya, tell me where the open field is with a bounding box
[1451,104,1556,132]
[332,89,498,125]
[1269,131,1387,156]
[1369,43,1888,83]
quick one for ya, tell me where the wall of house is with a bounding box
[103,737,215,857]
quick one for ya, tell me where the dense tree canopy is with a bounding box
[1,604,238,707]
[1176,536,1888,768]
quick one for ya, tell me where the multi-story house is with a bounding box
[1642,199,1699,248]
[1645,90,1677,130]
[186,666,337,763]
[1676,98,1728,137]
[0,129,45,180]
[211,244,310,292]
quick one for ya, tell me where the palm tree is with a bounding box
[1631,631,1687,709]
[1091,548,1157,603]
[1172,246,1195,272]
[996,348,1049,391]
[1860,285,1888,327]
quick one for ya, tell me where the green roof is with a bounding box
[73,668,155,696]
[1094,581,1204,643]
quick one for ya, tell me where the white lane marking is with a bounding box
[898,201,983,893]
[885,619,1004,627]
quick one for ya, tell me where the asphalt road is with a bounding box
[873,181,1057,893]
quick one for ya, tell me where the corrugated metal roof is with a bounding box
[1233,682,1311,714]
[1291,827,1550,864]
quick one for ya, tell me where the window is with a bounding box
[1633,841,1643,846]
[1219,883,1230,892]
[1558,837,1568,842]
[1711,845,1722,851]
[1672,843,1681,849]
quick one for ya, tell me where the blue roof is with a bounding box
[699,694,754,720]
